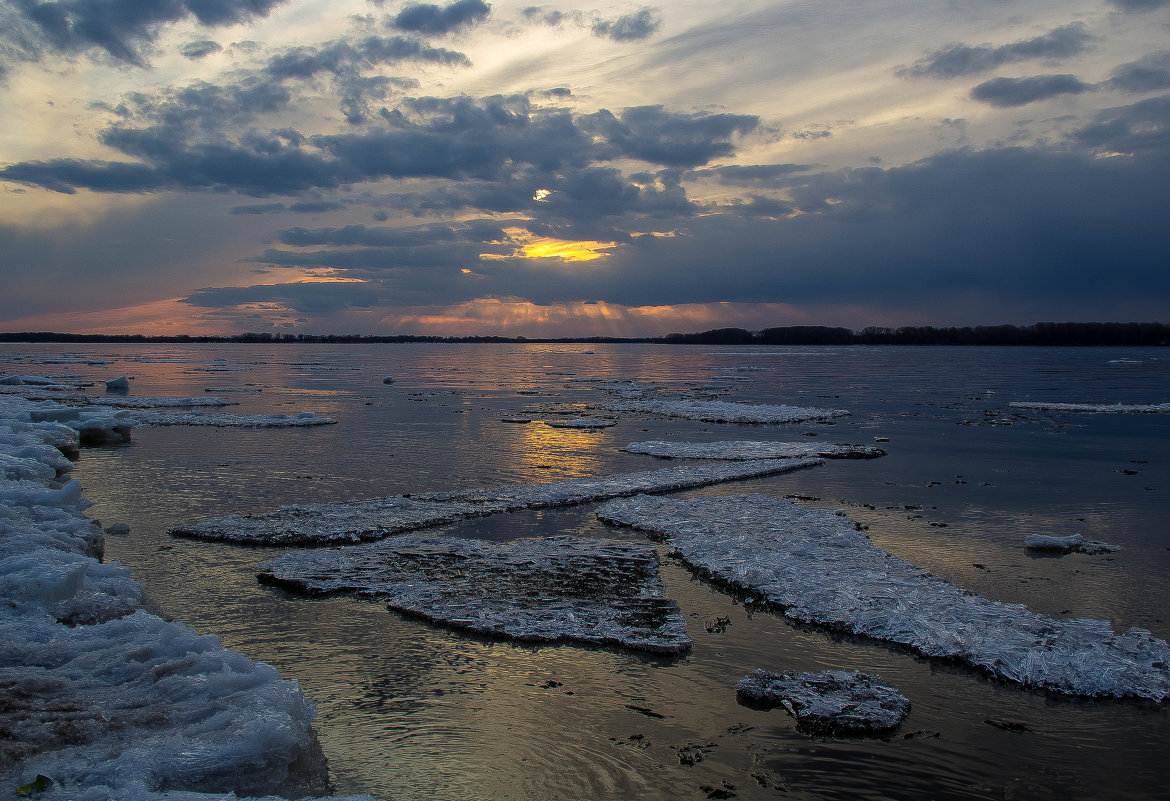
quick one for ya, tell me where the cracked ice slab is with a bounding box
[599,398,849,424]
[597,494,1170,701]
[736,669,910,735]
[258,535,690,654]
[171,458,823,546]
[626,440,885,460]
[1009,401,1170,413]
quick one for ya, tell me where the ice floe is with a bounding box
[104,376,131,390]
[599,398,849,424]
[736,669,910,735]
[129,410,336,428]
[626,440,885,460]
[258,536,690,654]
[171,459,823,546]
[546,417,616,429]
[1024,533,1119,555]
[0,394,371,801]
[1009,401,1170,414]
[597,493,1170,700]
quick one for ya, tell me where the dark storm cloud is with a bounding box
[180,39,222,59]
[182,281,381,313]
[579,106,758,167]
[970,74,1092,107]
[685,164,814,185]
[1071,93,1170,155]
[275,220,505,247]
[898,24,1093,79]
[1107,0,1170,11]
[1107,51,1170,93]
[390,0,491,36]
[590,7,661,41]
[0,0,284,71]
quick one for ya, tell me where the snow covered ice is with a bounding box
[599,398,850,424]
[598,494,1170,700]
[0,394,372,801]
[258,535,691,654]
[172,458,823,546]
[1024,533,1119,555]
[736,669,911,735]
[1009,401,1170,414]
[626,439,885,460]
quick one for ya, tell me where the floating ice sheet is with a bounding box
[130,410,336,428]
[0,394,372,801]
[546,417,616,428]
[599,398,849,424]
[172,459,823,546]
[736,668,910,735]
[89,396,236,408]
[1009,401,1170,414]
[258,536,690,654]
[598,494,1170,700]
[626,440,885,460]
[1024,533,1119,555]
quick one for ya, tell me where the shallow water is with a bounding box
[5,343,1170,800]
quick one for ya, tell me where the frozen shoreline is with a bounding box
[0,395,370,801]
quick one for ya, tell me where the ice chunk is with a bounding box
[1009,401,1170,414]
[1024,533,1119,555]
[598,494,1170,700]
[626,440,885,460]
[172,459,823,546]
[600,398,849,424]
[546,417,616,429]
[104,376,130,390]
[130,410,337,428]
[382,376,395,384]
[736,668,910,735]
[258,535,690,654]
[88,396,236,408]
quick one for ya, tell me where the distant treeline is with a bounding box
[1,322,1167,346]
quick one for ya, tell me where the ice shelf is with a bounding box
[258,535,691,654]
[172,458,823,546]
[599,398,849,424]
[736,668,911,735]
[1009,401,1170,413]
[0,394,372,801]
[626,440,885,460]
[597,493,1170,701]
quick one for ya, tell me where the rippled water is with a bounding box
[5,343,1169,800]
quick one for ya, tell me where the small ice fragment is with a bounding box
[105,522,131,536]
[501,417,532,424]
[598,398,849,424]
[736,668,910,735]
[383,376,395,384]
[104,376,131,391]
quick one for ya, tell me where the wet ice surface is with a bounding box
[598,493,1170,700]
[736,668,911,735]
[1010,401,1170,413]
[626,439,885,460]
[599,398,850,423]
[257,535,690,654]
[0,395,371,801]
[546,417,616,428]
[129,410,337,428]
[172,459,822,545]
[1024,533,1120,555]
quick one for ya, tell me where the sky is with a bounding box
[1,0,1168,337]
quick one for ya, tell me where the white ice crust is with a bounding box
[626,440,885,460]
[736,668,911,735]
[1024,533,1119,555]
[600,398,849,424]
[258,535,691,654]
[546,417,616,428]
[172,458,823,546]
[598,494,1170,700]
[1009,401,1170,413]
[0,395,372,801]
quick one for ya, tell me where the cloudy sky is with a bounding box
[1,0,1168,337]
